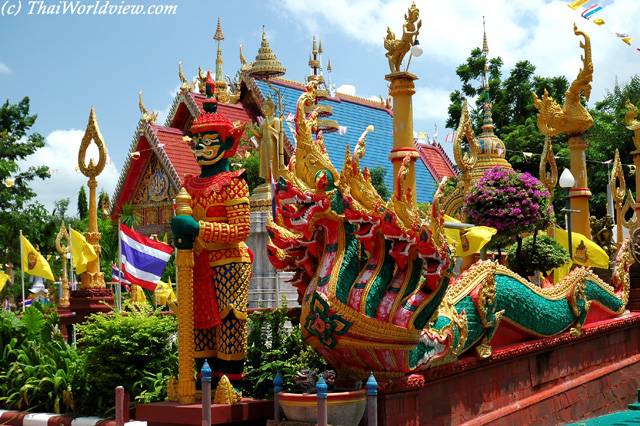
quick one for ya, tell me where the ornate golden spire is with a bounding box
[319,38,323,54]
[327,59,332,71]
[312,36,318,55]
[482,16,489,54]
[249,27,286,78]
[214,16,224,41]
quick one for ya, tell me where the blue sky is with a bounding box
[1,0,639,212]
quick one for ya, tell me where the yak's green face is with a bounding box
[191,131,233,166]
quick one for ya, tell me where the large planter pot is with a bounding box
[278,389,367,426]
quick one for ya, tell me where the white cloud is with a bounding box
[337,84,356,96]
[17,129,120,215]
[0,61,10,74]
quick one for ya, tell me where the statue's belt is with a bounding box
[202,241,247,251]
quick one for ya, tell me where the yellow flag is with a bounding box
[552,227,609,282]
[155,278,177,306]
[593,18,605,26]
[21,235,55,281]
[0,271,9,293]
[622,37,635,46]
[567,0,590,10]
[131,284,146,303]
[70,228,98,274]
[443,215,497,256]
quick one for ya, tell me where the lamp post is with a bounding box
[559,168,576,260]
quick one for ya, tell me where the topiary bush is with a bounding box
[74,303,177,417]
[506,234,570,277]
[463,166,554,264]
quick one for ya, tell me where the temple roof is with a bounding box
[111,92,259,216]
[414,140,458,181]
[112,68,454,214]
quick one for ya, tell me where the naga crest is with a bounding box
[267,78,452,379]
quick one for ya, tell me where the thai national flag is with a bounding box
[119,223,173,291]
[21,299,33,308]
[2,299,9,311]
[111,263,131,291]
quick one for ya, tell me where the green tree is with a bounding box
[230,123,263,195]
[586,75,640,219]
[0,97,51,270]
[77,186,88,220]
[370,165,391,201]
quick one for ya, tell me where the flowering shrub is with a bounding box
[463,166,554,247]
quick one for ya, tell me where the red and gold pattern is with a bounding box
[181,170,252,363]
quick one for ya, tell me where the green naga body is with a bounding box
[266,78,630,380]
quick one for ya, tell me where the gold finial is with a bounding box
[482,16,489,54]
[139,90,158,124]
[327,59,332,71]
[178,60,193,92]
[214,16,224,41]
[312,36,317,55]
[78,106,107,179]
[383,1,421,73]
[611,149,625,205]
[248,26,286,79]
[319,38,323,54]
[239,43,247,69]
[176,187,193,217]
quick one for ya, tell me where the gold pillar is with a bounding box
[386,72,419,209]
[175,188,196,404]
[55,222,70,307]
[78,106,107,289]
[568,134,591,238]
[635,152,640,229]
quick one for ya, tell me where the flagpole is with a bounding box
[117,219,122,312]
[68,225,75,292]
[20,230,25,312]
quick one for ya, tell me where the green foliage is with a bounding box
[74,303,178,416]
[244,300,327,399]
[369,165,390,201]
[587,75,640,218]
[506,234,570,277]
[0,304,86,414]
[77,186,89,220]
[118,201,141,229]
[231,123,264,195]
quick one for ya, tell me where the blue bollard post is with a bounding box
[274,371,284,420]
[201,360,212,426]
[317,376,328,426]
[367,372,378,426]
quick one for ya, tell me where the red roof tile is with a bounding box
[415,140,458,181]
[151,126,200,182]
[191,92,260,125]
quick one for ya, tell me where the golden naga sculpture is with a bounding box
[453,100,480,191]
[197,66,208,94]
[178,60,194,93]
[383,1,421,73]
[533,23,594,136]
[138,91,158,124]
[625,100,640,152]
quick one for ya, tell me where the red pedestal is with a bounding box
[58,289,114,334]
[136,399,274,426]
[376,313,640,426]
